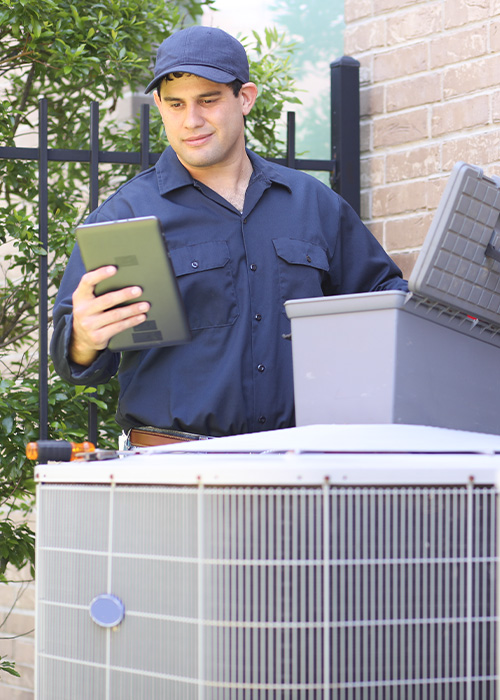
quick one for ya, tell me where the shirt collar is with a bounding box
[246,150,292,192]
[155,146,292,195]
[155,146,194,195]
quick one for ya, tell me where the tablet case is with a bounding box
[76,216,191,352]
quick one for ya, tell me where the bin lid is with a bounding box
[408,161,500,327]
[285,289,406,318]
[286,163,500,334]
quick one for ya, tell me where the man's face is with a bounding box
[153,73,256,173]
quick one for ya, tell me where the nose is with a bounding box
[184,102,204,129]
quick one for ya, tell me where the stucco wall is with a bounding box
[344,0,500,279]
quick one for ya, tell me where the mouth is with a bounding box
[183,133,213,147]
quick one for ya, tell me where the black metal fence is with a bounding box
[0,57,360,445]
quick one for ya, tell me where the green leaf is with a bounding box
[0,657,21,678]
[2,416,14,434]
[73,44,86,58]
[31,19,42,38]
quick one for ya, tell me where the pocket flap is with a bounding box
[272,238,329,271]
[169,241,230,276]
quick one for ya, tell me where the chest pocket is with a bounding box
[169,241,239,330]
[273,238,329,313]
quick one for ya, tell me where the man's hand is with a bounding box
[69,266,150,366]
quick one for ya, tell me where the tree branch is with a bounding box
[12,62,36,135]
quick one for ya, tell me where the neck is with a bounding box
[185,153,253,212]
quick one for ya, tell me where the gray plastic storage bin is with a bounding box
[286,162,500,434]
[286,290,500,433]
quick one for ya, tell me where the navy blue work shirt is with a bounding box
[51,146,408,436]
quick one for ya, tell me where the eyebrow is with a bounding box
[163,90,224,102]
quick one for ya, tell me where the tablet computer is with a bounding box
[76,216,191,352]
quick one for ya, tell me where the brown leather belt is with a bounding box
[129,427,206,448]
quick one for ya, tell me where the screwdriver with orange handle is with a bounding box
[25,440,138,462]
[26,440,96,462]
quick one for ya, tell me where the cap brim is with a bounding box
[145,64,246,93]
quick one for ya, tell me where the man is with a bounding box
[51,25,407,446]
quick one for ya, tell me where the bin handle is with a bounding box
[485,242,500,264]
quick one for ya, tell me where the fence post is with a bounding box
[140,103,150,171]
[87,101,100,446]
[38,98,49,440]
[330,56,360,215]
[286,111,296,170]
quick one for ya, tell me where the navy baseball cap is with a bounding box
[145,26,250,93]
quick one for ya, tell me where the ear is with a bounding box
[153,91,162,110]
[240,82,258,116]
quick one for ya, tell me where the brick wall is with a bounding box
[344,0,500,279]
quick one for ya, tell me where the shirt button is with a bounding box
[250,263,257,271]
[257,364,265,372]
[306,255,312,263]
[254,313,262,321]
[258,416,266,424]
[191,260,199,269]
[243,218,247,224]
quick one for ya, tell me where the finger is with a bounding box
[73,264,145,314]
[74,301,150,351]
[95,301,151,330]
[90,285,145,314]
[88,308,150,349]
[78,265,118,295]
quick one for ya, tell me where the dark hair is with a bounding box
[156,72,243,97]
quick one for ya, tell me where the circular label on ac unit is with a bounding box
[89,594,125,628]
